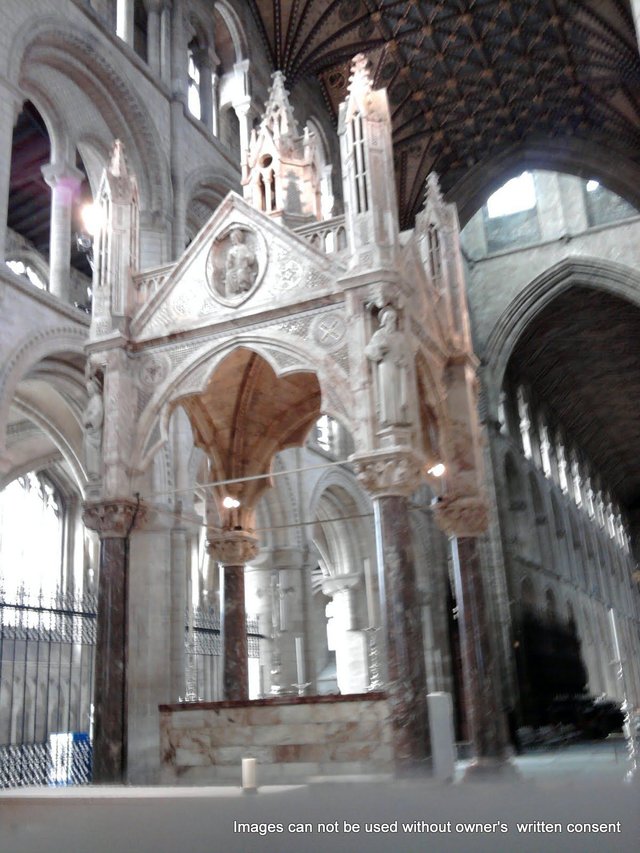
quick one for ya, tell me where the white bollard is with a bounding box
[242,757,257,793]
[427,692,456,782]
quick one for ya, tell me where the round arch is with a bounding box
[8,16,171,213]
[0,325,87,460]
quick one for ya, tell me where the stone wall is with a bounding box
[159,693,392,784]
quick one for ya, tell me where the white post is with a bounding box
[241,757,257,793]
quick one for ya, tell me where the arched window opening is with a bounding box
[538,416,552,479]
[133,0,148,62]
[188,42,202,120]
[427,223,442,284]
[484,171,539,252]
[8,101,51,270]
[570,452,583,508]
[556,436,569,493]
[0,472,64,597]
[583,178,638,228]
[349,113,368,214]
[516,386,532,460]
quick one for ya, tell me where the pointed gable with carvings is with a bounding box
[131,193,340,342]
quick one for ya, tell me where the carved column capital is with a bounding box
[434,494,489,538]
[206,529,259,566]
[82,499,145,538]
[321,572,361,598]
[351,448,424,498]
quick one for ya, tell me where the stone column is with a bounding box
[436,497,512,774]
[207,530,258,701]
[353,449,431,774]
[83,498,143,783]
[211,72,219,137]
[233,96,252,175]
[169,525,187,701]
[42,161,83,301]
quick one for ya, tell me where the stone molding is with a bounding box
[434,494,489,538]
[351,448,424,497]
[206,529,259,565]
[82,498,145,538]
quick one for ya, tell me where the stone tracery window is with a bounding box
[188,44,202,120]
[0,472,64,596]
[516,386,532,460]
[349,112,368,214]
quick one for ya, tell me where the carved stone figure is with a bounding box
[364,307,409,426]
[223,229,257,296]
[83,378,104,480]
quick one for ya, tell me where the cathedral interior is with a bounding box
[1,0,640,819]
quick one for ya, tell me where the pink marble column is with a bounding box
[354,450,431,774]
[207,530,258,702]
[373,496,430,772]
[436,497,512,774]
[83,499,143,783]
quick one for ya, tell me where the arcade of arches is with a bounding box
[1,1,639,786]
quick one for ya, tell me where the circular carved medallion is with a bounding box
[206,225,266,307]
[310,312,347,352]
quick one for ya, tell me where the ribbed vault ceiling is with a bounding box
[247,0,640,226]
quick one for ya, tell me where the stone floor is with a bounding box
[0,742,637,853]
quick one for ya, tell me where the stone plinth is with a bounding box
[159,693,392,784]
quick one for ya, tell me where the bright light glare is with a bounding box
[81,203,103,236]
[487,172,536,218]
[427,463,446,478]
[222,496,241,509]
[586,179,600,193]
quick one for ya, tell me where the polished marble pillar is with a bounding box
[207,530,258,701]
[354,449,430,774]
[83,499,143,783]
[436,496,512,774]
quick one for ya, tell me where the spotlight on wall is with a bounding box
[222,496,241,509]
[81,203,104,236]
[427,463,446,478]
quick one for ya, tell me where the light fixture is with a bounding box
[427,463,446,478]
[222,496,241,509]
[80,202,103,236]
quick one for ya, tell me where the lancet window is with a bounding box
[349,113,368,214]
